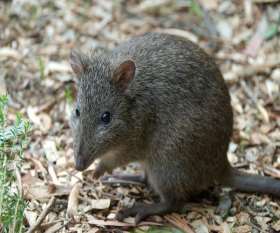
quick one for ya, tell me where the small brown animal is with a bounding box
[69,32,280,223]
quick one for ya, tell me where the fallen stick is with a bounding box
[26,196,56,233]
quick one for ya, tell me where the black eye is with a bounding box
[75,108,80,117]
[101,111,111,124]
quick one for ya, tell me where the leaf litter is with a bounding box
[1,0,279,232]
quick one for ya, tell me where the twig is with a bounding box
[26,196,56,233]
[101,178,145,186]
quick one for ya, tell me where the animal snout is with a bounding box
[74,147,89,171]
[73,140,88,171]
[74,155,88,171]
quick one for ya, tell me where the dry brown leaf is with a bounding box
[253,0,280,2]
[25,184,71,200]
[244,0,253,22]
[216,20,233,39]
[23,175,71,200]
[67,182,82,218]
[45,61,72,76]
[27,107,52,133]
[224,71,238,83]
[233,225,252,233]
[250,132,270,145]
[43,139,59,163]
[221,222,231,233]
[107,213,116,220]
[191,220,209,233]
[44,222,64,233]
[206,223,230,233]
[257,103,270,123]
[157,28,198,43]
[88,216,162,227]
[244,15,267,57]
[198,0,218,10]
[48,163,60,185]
[137,0,173,13]
[165,213,195,233]
[0,47,21,59]
[85,199,111,212]
[271,68,280,81]
[254,216,270,232]
[236,212,250,224]
[272,220,280,231]
[87,228,100,233]
[264,166,280,179]
[24,210,38,227]
[27,157,48,174]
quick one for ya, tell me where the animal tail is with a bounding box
[222,167,280,198]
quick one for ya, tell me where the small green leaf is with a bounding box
[65,86,75,103]
[264,23,278,40]
[38,57,45,79]
[0,95,29,232]
[189,0,203,17]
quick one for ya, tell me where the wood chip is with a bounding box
[67,182,82,218]
[0,47,21,59]
[85,199,111,211]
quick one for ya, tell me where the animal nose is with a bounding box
[75,156,87,171]
[74,147,87,171]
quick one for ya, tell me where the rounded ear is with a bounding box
[69,50,87,75]
[112,60,136,91]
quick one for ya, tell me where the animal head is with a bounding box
[69,50,136,171]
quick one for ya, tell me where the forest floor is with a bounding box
[0,0,280,232]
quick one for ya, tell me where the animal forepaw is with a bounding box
[116,201,176,224]
[92,166,106,179]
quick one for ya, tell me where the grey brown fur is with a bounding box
[70,32,280,223]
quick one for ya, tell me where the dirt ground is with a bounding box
[0,0,280,232]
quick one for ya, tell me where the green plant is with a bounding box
[64,86,75,104]
[0,96,30,233]
[37,57,45,79]
[189,0,203,17]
